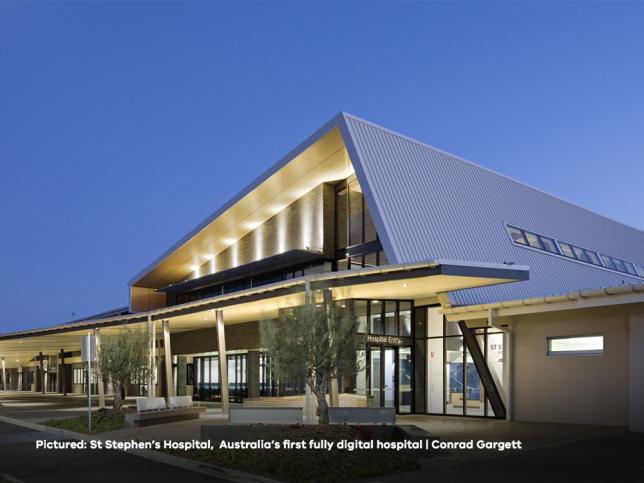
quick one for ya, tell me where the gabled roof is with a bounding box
[340,114,644,305]
[131,112,644,306]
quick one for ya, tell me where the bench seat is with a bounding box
[125,406,206,427]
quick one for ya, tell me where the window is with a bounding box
[558,242,575,259]
[369,300,383,334]
[585,250,602,266]
[349,180,364,246]
[623,261,638,276]
[540,236,560,254]
[547,335,604,356]
[73,368,85,385]
[335,188,348,250]
[399,301,412,337]
[572,245,590,263]
[600,254,615,270]
[384,301,397,335]
[506,225,642,278]
[524,231,543,250]
[507,226,527,245]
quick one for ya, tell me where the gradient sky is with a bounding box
[1,2,643,332]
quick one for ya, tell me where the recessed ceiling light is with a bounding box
[402,283,408,288]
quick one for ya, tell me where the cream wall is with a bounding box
[630,304,644,432]
[510,305,629,426]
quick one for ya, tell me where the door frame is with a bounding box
[366,345,413,414]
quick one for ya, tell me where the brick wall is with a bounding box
[170,321,261,355]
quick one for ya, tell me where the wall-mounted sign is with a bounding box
[367,335,405,346]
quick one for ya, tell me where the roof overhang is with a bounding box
[443,283,644,321]
[131,114,354,289]
[1,260,528,368]
[157,248,328,295]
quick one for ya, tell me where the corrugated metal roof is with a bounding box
[340,113,644,306]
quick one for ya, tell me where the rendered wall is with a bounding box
[630,304,644,432]
[511,306,629,426]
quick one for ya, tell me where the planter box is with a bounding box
[328,407,396,425]
[229,406,303,424]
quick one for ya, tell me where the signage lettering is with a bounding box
[367,335,404,346]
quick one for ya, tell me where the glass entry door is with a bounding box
[368,347,412,413]
[383,348,395,408]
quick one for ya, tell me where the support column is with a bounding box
[1,358,6,391]
[148,315,156,398]
[94,328,105,408]
[176,356,187,396]
[215,310,229,415]
[304,279,314,413]
[39,352,45,394]
[247,350,260,399]
[323,287,339,408]
[162,320,174,400]
[17,367,22,391]
[59,349,67,396]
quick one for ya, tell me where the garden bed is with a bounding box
[162,424,429,482]
[41,408,126,434]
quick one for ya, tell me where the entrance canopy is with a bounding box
[0,260,528,368]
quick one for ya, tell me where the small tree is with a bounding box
[261,289,364,424]
[97,329,150,410]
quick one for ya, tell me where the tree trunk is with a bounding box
[317,391,329,425]
[311,376,330,425]
[113,383,122,410]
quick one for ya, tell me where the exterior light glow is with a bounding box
[243,221,261,230]
[231,243,239,268]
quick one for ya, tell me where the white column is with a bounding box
[215,310,229,415]
[94,328,105,408]
[1,358,6,391]
[18,367,22,391]
[304,279,313,416]
[163,319,174,399]
[148,315,156,398]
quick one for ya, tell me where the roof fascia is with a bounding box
[337,113,401,264]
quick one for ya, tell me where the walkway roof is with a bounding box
[0,260,527,368]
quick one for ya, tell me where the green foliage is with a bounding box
[42,408,125,434]
[162,425,419,482]
[260,289,365,423]
[97,329,150,409]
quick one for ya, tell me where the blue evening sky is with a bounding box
[1,2,643,332]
